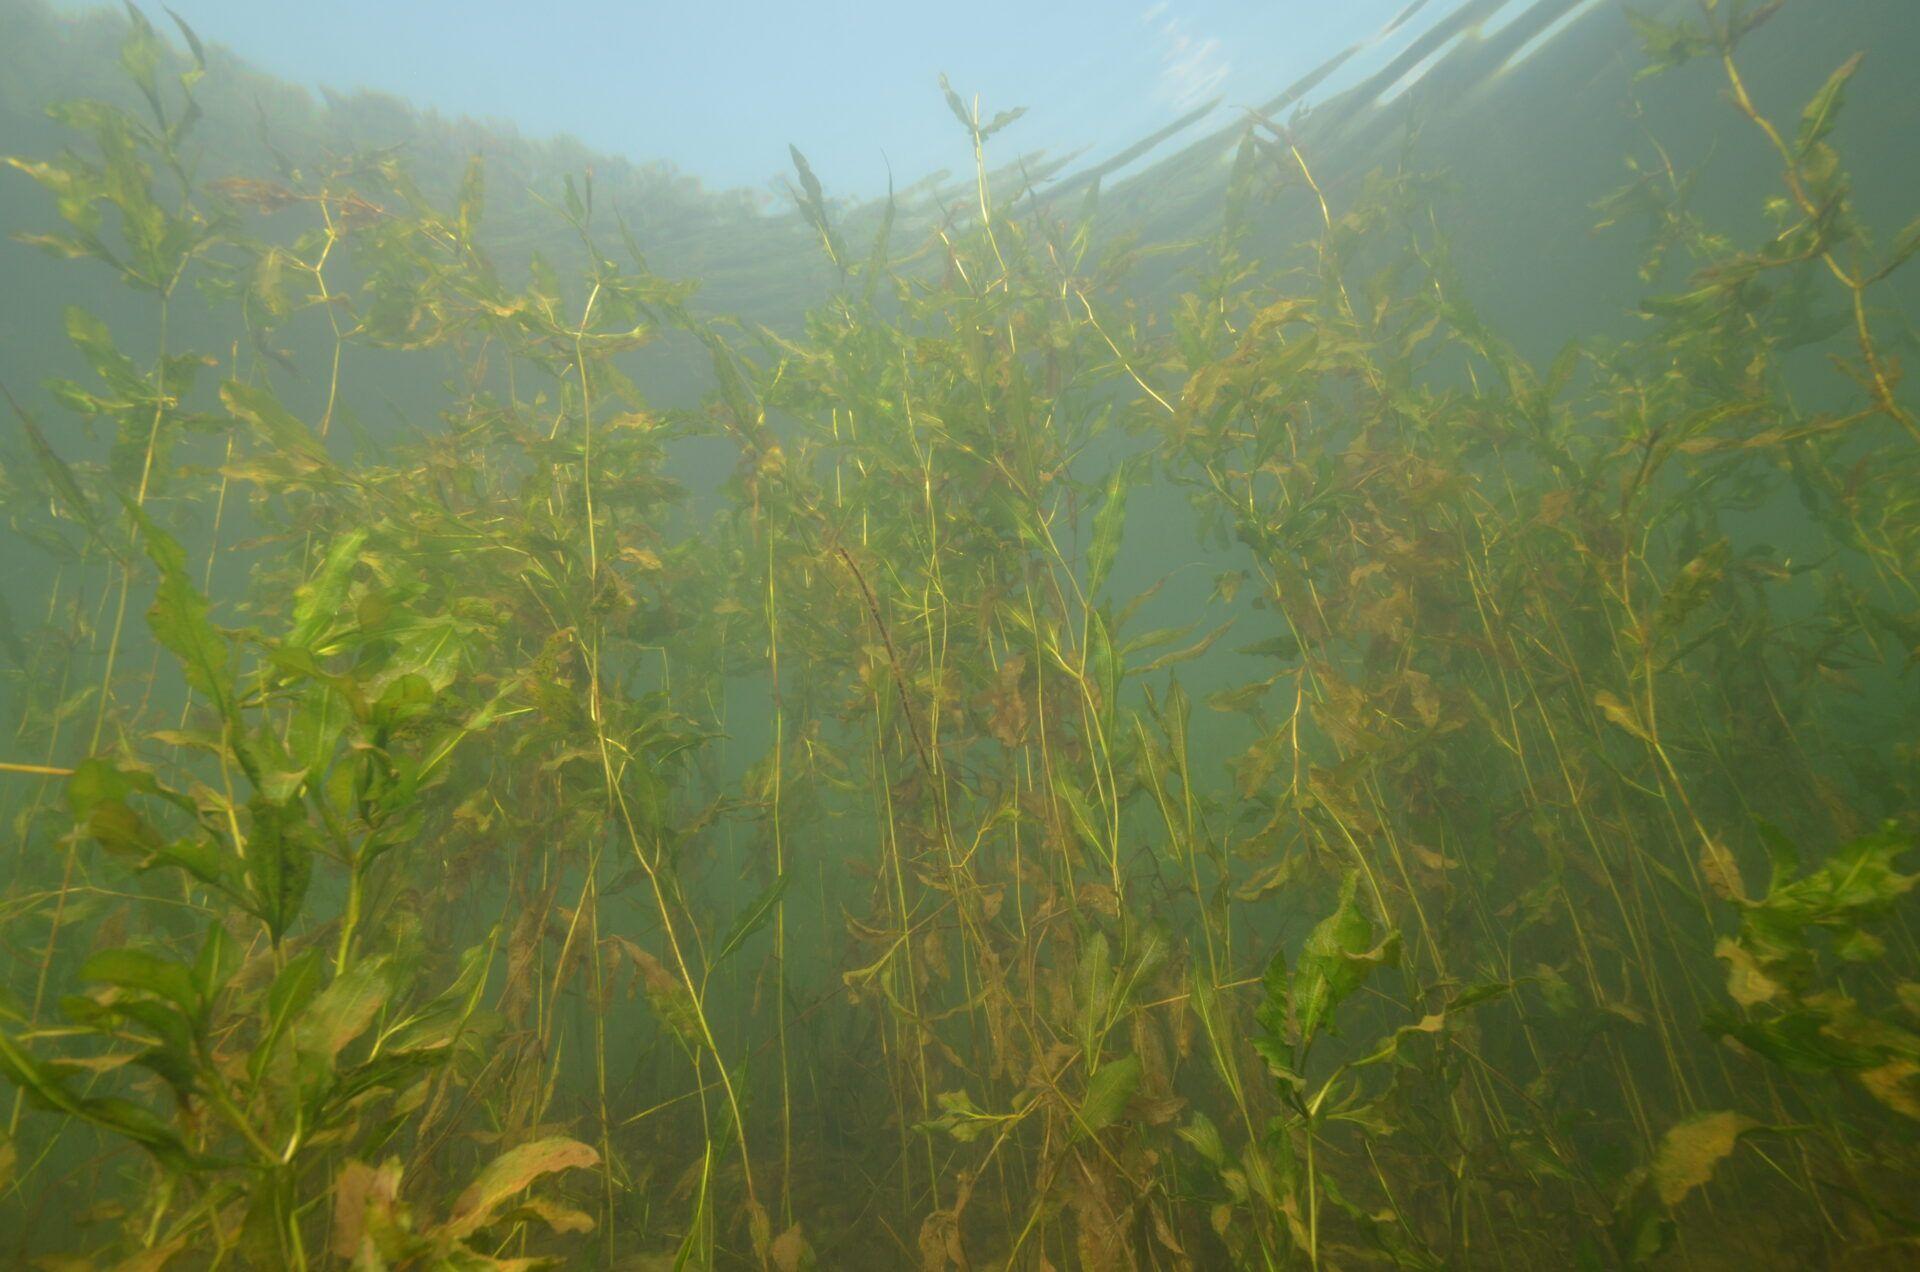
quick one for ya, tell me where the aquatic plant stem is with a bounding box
[767,532,794,1224]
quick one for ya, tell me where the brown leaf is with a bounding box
[770,1223,813,1272]
[108,1238,188,1272]
[1714,938,1780,1007]
[1699,838,1747,903]
[983,654,1030,748]
[747,1198,773,1261]
[1592,691,1650,742]
[918,1209,966,1271]
[1651,1111,1759,1206]
[210,176,299,212]
[1897,982,1920,1020]
[508,1198,597,1235]
[1858,1060,1920,1120]
[331,1160,377,1260]
[1234,856,1297,902]
[1148,1201,1186,1256]
[1404,669,1440,727]
[445,1137,600,1239]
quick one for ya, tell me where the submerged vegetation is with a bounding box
[2,1,1917,1267]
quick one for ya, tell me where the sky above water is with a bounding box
[53,0,1426,197]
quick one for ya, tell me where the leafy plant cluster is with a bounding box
[0,1,1916,1268]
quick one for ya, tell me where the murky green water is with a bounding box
[2,1,1917,1267]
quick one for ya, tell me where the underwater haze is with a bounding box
[1,0,1918,1267]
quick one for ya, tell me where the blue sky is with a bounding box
[55,0,1413,198]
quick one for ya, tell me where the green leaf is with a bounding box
[624,943,700,1049]
[711,872,790,973]
[372,671,437,729]
[118,2,165,122]
[1756,821,1801,891]
[1347,984,1521,1074]
[65,306,145,398]
[64,993,192,1058]
[285,676,354,785]
[245,795,312,941]
[152,836,245,899]
[1075,1054,1141,1138]
[1796,54,1863,156]
[1133,620,1232,675]
[250,948,323,1082]
[1872,214,1920,282]
[563,169,592,223]
[786,145,845,272]
[285,527,367,651]
[1177,1111,1225,1165]
[861,174,896,301]
[1705,1007,1880,1073]
[126,502,235,723]
[69,760,244,898]
[937,73,974,134]
[68,759,167,856]
[164,6,207,78]
[194,919,240,1006]
[978,105,1027,140]
[1738,827,1914,969]
[1075,930,1113,1061]
[2,382,104,540]
[1252,941,1295,1082]
[1626,10,1709,81]
[0,1031,190,1165]
[1085,460,1138,599]
[380,935,496,1055]
[1293,871,1400,1053]
[220,379,332,474]
[1118,923,1171,1006]
[0,593,25,668]
[457,152,485,239]
[80,947,200,1017]
[916,1089,996,1142]
[296,957,393,1063]
[1237,633,1302,662]
[1057,778,1106,863]
[1086,608,1119,729]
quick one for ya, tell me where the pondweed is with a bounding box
[1,1,1915,1267]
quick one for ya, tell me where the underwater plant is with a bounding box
[0,0,1915,1267]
